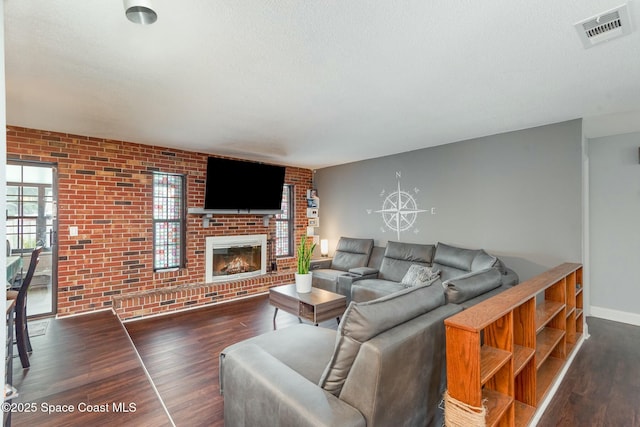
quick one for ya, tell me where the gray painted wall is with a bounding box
[315,120,583,281]
[589,131,640,317]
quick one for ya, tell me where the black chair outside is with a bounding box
[7,246,43,368]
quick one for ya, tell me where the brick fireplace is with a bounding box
[7,126,311,320]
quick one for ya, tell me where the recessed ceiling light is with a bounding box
[124,0,157,25]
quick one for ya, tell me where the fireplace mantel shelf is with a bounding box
[188,207,282,227]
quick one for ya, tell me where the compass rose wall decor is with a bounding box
[367,172,436,241]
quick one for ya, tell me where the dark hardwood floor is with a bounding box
[10,295,640,426]
[10,310,172,426]
[124,295,337,427]
[538,317,640,427]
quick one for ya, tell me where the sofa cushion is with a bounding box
[367,246,386,268]
[400,264,440,287]
[378,241,435,282]
[470,250,497,271]
[384,241,435,263]
[443,267,502,304]
[351,279,406,303]
[319,283,445,396]
[471,249,508,275]
[433,242,478,271]
[221,324,337,387]
[330,238,374,272]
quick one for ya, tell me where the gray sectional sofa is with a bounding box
[313,238,518,307]
[351,241,518,308]
[220,283,461,427]
[219,239,519,426]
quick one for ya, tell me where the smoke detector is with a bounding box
[574,3,633,48]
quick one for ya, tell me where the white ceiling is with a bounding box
[5,1,640,169]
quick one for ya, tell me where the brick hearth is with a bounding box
[113,272,294,321]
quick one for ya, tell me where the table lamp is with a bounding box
[320,239,329,257]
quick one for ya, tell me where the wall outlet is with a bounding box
[69,226,78,237]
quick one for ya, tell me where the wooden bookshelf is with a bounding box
[445,263,584,426]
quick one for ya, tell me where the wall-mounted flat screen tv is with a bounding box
[204,157,286,211]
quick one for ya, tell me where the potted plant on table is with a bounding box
[295,235,316,293]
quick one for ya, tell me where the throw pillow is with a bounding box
[401,264,440,287]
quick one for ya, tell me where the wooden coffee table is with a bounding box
[269,284,347,328]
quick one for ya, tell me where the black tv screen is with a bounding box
[204,157,286,211]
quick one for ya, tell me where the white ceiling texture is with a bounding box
[5,1,640,169]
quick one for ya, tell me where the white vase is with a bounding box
[295,273,313,293]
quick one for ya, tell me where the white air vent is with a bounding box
[574,3,633,48]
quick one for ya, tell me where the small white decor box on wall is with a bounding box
[306,189,320,208]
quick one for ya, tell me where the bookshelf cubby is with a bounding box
[445,263,584,426]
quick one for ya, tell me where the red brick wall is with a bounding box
[6,126,313,318]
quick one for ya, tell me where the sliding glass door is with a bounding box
[5,161,57,317]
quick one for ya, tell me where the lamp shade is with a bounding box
[320,239,329,257]
[124,0,157,25]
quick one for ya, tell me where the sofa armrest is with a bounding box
[310,258,333,270]
[502,267,519,287]
[442,267,502,304]
[338,271,379,304]
[348,266,379,277]
[220,344,365,427]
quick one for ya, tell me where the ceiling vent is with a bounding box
[574,3,633,48]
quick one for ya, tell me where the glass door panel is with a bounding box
[5,161,57,317]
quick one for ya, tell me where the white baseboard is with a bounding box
[590,305,640,327]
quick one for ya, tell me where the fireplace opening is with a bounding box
[206,234,267,282]
[212,245,261,277]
